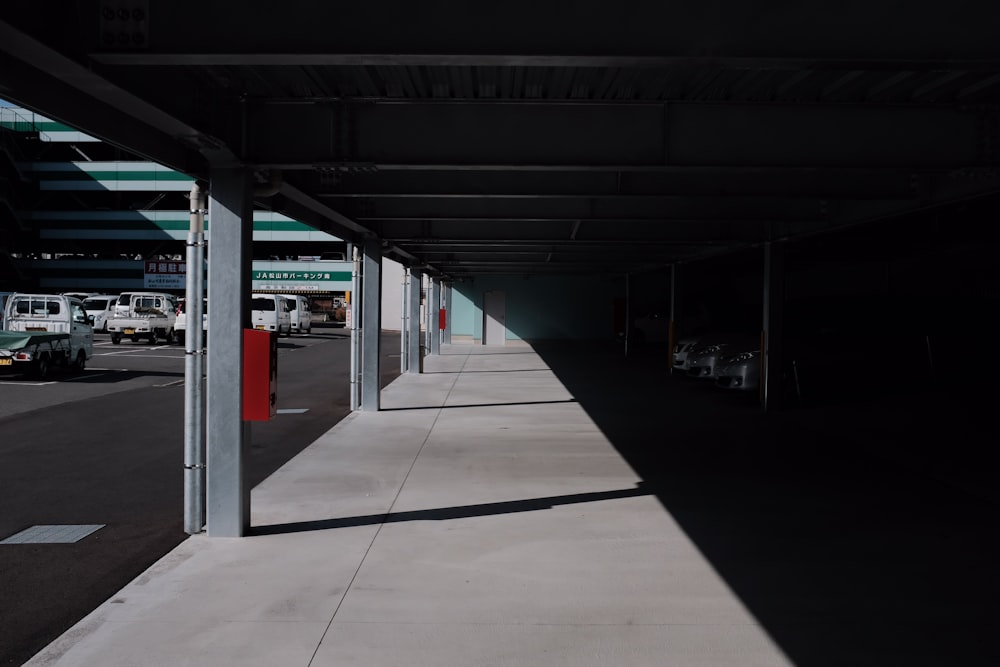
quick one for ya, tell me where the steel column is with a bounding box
[349,246,361,411]
[428,277,441,355]
[668,264,677,373]
[441,282,452,345]
[406,268,423,373]
[424,274,432,355]
[361,238,382,411]
[205,167,252,537]
[761,242,786,412]
[400,268,409,373]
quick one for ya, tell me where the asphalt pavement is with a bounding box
[0,326,400,667]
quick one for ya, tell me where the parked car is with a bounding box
[715,347,761,391]
[250,294,291,336]
[686,333,758,380]
[81,294,119,332]
[671,336,702,371]
[174,297,208,346]
[280,294,312,334]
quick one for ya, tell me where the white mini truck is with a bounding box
[0,293,94,379]
[106,291,179,345]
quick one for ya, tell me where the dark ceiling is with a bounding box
[2,1,1000,279]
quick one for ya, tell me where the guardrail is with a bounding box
[0,107,42,134]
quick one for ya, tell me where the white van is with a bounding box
[280,294,312,334]
[81,294,119,332]
[250,294,291,336]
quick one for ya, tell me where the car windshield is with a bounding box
[251,298,275,311]
[83,298,110,310]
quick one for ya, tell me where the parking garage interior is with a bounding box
[2,3,999,665]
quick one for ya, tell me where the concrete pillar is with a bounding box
[205,167,252,537]
[361,238,381,411]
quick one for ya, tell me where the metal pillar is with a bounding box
[441,282,452,345]
[406,268,423,373]
[400,268,408,373]
[624,273,631,357]
[349,246,361,411]
[183,184,207,535]
[668,264,677,373]
[206,167,252,537]
[428,277,441,355]
[762,242,786,412]
[424,274,432,355]
[361,238,381,411]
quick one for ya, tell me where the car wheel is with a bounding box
[176,331,185,346]
[111,333,122,345]
[72,350,87,373]
[165,328,176,345]
[33,355,50,380]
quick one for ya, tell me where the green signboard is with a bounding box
[252,270,351,281]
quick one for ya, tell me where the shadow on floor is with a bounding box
[531,339,999,667]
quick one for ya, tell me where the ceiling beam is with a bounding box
[244,101,987,168]
[60,1,1000,68]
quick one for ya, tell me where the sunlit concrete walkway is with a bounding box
[25,343,794,666]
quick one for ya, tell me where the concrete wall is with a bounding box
[451,274,623,342]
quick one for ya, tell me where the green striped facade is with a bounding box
[24,161,196,191]
[1,108,100,142]
[28,210,342,242]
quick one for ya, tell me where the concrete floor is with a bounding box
[23,341,998,666]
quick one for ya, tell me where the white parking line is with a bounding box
[0,380,57,386]
[105,354,184,360]
[95,351,183,359]
[62,372,112,381]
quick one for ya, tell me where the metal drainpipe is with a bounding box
[183,184,207,535]
[400,268,408,372]
[349,245,361,411]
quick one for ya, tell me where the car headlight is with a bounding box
[733,350,760,362]
[698,345,721,354]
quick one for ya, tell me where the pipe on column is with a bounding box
[350,245,361,411]
[183,184,206,535]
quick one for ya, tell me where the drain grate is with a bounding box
[0,524,105,544]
